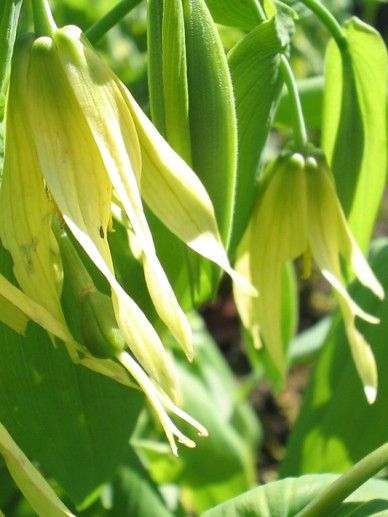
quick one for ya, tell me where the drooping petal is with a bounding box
[306,155,382,321]
[119,351,207,456]
[306,154,381,401]
[118,80,256,297]
[26,35,178,398]
[52,26,193,360]
[337,300,378,403]
[0,35,67,333]
[0,274,69,342]
[0,422,74,516]
[235,153,308,378]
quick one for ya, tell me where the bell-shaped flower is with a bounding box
[234,149,384,402]
[0,28,252,452]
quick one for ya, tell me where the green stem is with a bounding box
[279,56,308,151]
[32,0,57,36]
[297,442,388,517]
[301,0,347,50]
[85,0,143,44]
[0,0,23,112]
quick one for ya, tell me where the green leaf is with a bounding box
[110,453,172,517]
[202,474,388,517]
[203,0,262,30]
[280,239,388,477]
[0,321,144,506]
[146,0,238,308]
[322,17,387,251]
[0,243,144,506]
[228,16,289,254]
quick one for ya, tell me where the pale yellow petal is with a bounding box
[118,81,255,296]
[53,27,193,357]
[27,36,178,397]
[338,300,378,404]
[119,351,206,455]
[0,422,74,516]
[0,35,67,332]
[306,155,379,401]
[306,157,380,324]
[235,154,307,378]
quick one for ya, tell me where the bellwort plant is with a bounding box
[0,0,387,514]
[0,0,254,456]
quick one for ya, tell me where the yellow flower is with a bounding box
[234,149,383,402]
[0,27,253,452]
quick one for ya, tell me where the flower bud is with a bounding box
[80,291,126,359]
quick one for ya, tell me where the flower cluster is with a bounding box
[234,149,384,403]
[0,26,253,454]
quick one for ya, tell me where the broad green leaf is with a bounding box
[203,474,388,517]
[280,239,388,477]
[228,16,289,254]
[110,453,173,517]
[134,315,261,514]
[322,18,387,251]
[183,0,237,246]
[0,246,144,505]
[203,0,262,30]
[0,294,28,334]
[0,422,74,516]
[289,316,332,365]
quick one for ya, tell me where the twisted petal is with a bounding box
[119,80,256,297]
[53,26,193,361]
[306,155,382,401]
[119,351,207,456]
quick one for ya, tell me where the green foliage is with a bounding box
[203,474,388,517]
[322,17,387,250]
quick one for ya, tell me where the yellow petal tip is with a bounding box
[365,385,377,404]
[230,269,258,297]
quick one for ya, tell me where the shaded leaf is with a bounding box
[322,18,387,250]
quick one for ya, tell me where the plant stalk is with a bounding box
[32,0,57,36]
[298,442,388,517]
[279,55,308,151]
[85,0,143,44]
[301,0,347,50]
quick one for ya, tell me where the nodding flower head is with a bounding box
[234,148,384,402]
[0,27,254,453]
